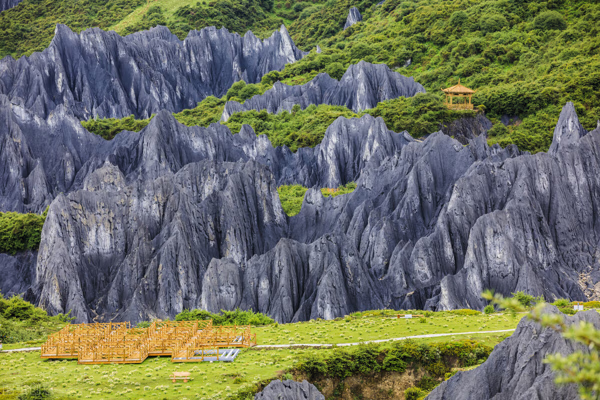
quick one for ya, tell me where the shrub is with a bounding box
[405,387,424,400]
[382,351,407,373]
[174,308,274,326]
[480,14,508,33]
[534,11,567,31]
[424,311,433,318]
[487,123,508,137]
[552,299,571,308]
[584,301,600,309]
[511,291,543,308]
[325,62,345,80]
[483,305,495,315]
[0,209,47,254]
[18,386,51,400]
[447,309,480,316]
[419,317,426,323]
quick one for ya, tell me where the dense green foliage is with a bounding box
[225,104,357,150]
[277,182,356,216]
[174,308,274,326]
[297,339,491,381]
[80,115,152,141]
[483,305,495,315]
[0,294,69,344]
[0,0,145,57]
[365,93,475,137]
[279,0,600,153]
[81,96,226,140]
[120,0,283,38]
[0,209,47,254]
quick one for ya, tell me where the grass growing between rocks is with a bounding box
[277,182,357,216]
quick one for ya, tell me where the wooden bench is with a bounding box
[170,371,191,383]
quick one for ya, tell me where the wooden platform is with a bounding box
[41,320,255,364]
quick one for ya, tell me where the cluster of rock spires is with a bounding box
[2,92,600,323]
[0,24,306,120]
[427,306,598,400]
[344,7,363,29]
[220,61,426,121]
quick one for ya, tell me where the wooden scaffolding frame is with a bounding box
[41,320,255,365]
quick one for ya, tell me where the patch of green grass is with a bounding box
[254,310,522,346]
[0,209,47,254]
[277,182,357,217]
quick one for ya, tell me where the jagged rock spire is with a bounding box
[549,101,588,154]
[344,7,362,29]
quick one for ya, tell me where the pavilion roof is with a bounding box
[441,81,475,94]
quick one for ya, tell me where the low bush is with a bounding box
[446,309,480,316]
[552,299,571,308]
[0,209,47,254]
[511,291,543,308]
[175,308,274,326]
[483,305,494,315]
[404,387,424,400]
[583,301,600,309]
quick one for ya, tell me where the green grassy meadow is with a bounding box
[0,310,523,399]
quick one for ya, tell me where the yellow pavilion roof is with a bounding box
[441,80,475,94]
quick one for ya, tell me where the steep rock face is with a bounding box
[344,7,363,29]
[426,306,595,400]
[220,61,425,121]
[35,160,287,322]
[439,113,492,145]
[255,380,325,400]
[0,24,306,120]
[0,0,22,12]
[0,251,36,298]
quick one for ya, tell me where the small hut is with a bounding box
[442,79,475,110]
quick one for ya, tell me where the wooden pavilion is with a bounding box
[442,79,475,110]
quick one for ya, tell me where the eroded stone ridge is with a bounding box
[221,61,426,121]
[2,101,600,323]
[0,0,22,12]
[0,24,306,120]
[255,380,324,400]
[426,306,597,400]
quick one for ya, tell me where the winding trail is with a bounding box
[0,329,516,354]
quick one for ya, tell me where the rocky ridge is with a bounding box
[426,306,597,400]
[0,24,306,120]
[221,61,426,121]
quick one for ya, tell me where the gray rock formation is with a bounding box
[0,251,36,298]
[548,101,587,154]
[0,24,306,120]
[0,0,22,12]
[440,113,492,145]
[3,101,600,324]
[426,306,596,400]
[221,61,425,121]
[344,7,362,29]
[255,380,324,400]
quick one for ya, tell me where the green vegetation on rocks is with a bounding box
[277,182,357,217]
[0,209,47,254]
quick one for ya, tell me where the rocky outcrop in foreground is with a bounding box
[344,7,362,29]
[255,380,324,400]
[439,113,492,145]
[0,24,306,120]
[221,61,425,121]
[3,101,600,323]
[427,306,598,400]
[0,0,22,12]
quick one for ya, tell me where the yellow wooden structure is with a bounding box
[442,80,475,110]
[41,320,255,365]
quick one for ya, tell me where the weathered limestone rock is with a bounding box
[439,113,493,145]
[426,306,597,400]
[221,61,425,121]
[255,380,325,400]
[0,0,22,12]
[344,7,362,29]
[0,24,306,120]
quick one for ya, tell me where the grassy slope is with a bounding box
[278,183,357,216]
[0,311,520,400]
[282,0,600,153]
